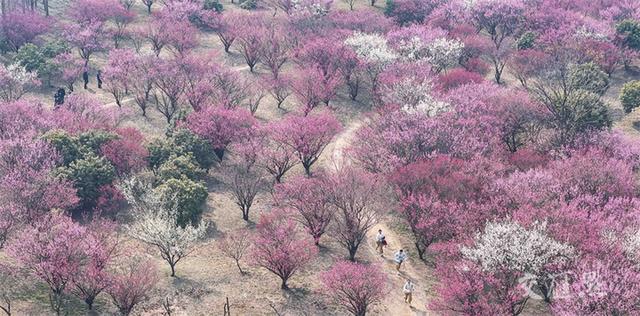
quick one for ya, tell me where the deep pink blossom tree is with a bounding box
[269,112,341,176]
[185,106,257,160]
[62,20,105,66]
[321,261,387,316]
[100,127,148,176]
[251,211,318,289]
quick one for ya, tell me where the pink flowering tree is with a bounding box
[0,12,51,51]
[62,20,105,67]
[327,167,385,261]
[71,220,120,310]
[321,261,387,316]
[150,57,189,124]
[52,52,84,92]
[258,23,292,79]
[469,0,524,83]
[107,259,158,316]
[269,112,341,176]
[274,175,334,245]
[6,213,88,315]
[251,211,318,289]
[100,127,148,177]
[185,106,257,161]
[259,123,299,182]
[552,251,640,315]
[103,49,137,107]
[234,13,267,72]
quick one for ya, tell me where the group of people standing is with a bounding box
[53,69,102,107]
[375,229,415,307]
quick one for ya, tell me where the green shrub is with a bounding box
[154,178,208,227]
[157,153,204,182]
[516,31,536,50]
[43,129,117,165]
[239,0,257,10]
[621,80,640,113]
[57,154,116,210]
[568,62,609,96]
[616,19,640,51]
[172,129,216,171]
[204,0,223,11]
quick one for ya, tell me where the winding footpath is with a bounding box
[329,118,434,316]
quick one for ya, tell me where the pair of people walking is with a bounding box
[375,229,408,271]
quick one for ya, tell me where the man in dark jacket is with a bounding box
[83,70,89,89]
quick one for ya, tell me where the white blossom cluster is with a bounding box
[396,36,429,61]
[344,32,398,67]
[426,38,464,74]
[622,228,640,263]
[0,63,38,101]
[574,25,609,42]
[461,220,575,275]
[129,208,207,258]
[392,78,451,117]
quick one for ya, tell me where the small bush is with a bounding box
[621,80,640,113]
[154,178,208,227]
[568,62,609,96]
[616,19,640,51]
[157,153,204,182]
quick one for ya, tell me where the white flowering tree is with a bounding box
[123,177,207,277]
[622,228,640,263]
[396,36,429,61]
[390,78,451,117]
[461,220,575,302]
[344,32,397,94]
[0,64,39,102]
[426,38,464,74]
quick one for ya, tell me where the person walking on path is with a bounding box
[96,70,103,89]
[82,70,89,89]
[395,249,407,272]
[403,279,415,305]
[375,229,386,255]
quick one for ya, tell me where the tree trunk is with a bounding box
[214,148,225,161]
[280,279,288,290]
[235,260,244,274]
[169,263,176,277]
[415,241,426,260]
[303,163,312,176]
[348,245,357,261]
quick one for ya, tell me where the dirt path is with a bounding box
[329,118,434,316]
